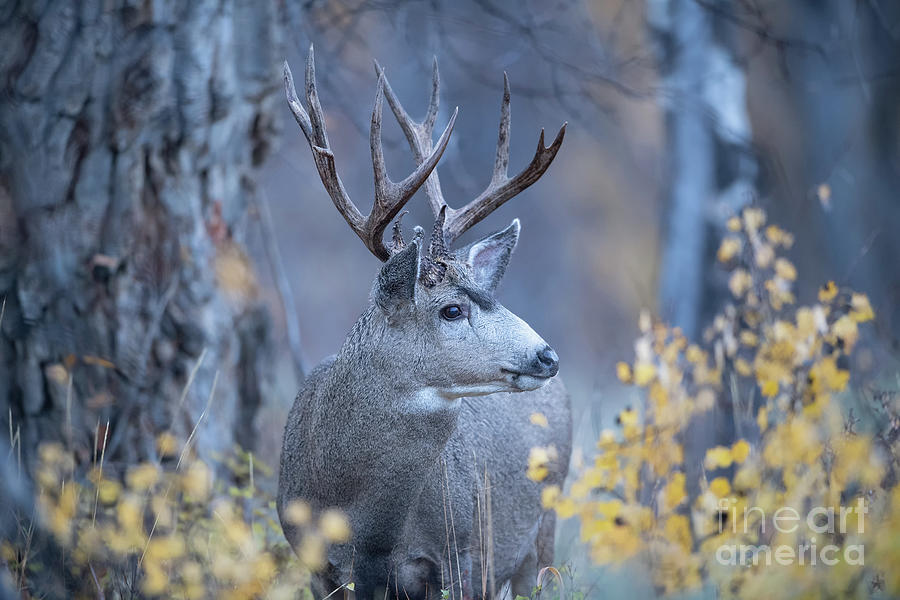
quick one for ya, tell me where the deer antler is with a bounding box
[375,58,566,247]
[284,46,458,261]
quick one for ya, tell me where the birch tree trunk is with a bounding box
[647,0,758,496]
[0,1,283,466]
[648,0,757,340]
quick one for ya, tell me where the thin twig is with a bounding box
[442,460,464,600]
[439,458,455,599]
[89,562,106,600]
[255,190,306,382]
[474,451,487,598]
[7,408,21,471]
[65,373,73,449]
[484,468,496,599]
[92,420,110,527]
[176,370,219,470]
[176,348,208,414]
[141,370,219,568]
[137,275,179,385]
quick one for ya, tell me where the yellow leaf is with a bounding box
[709,477,731,498]
[850,293,874,322]
[818,281,838,302]
[815,357,850,391]
[742,207,766,231]
[686,345,704,363]
[717,237,741,262]
[117,497,143,532]
[696,388,716,411]
[146,535,185,561]
[98,479,121,504]
[126,463,159,491]
[704,446,733,470]
[765,225,794,248]
[664,515,692,552]
[832,315,859,351]
[734,466,761,491]
[774,258,797,281]
[555,497,577,519]
[727,216,742,232]
[181,460,211,501]
[156,432,178,458]
[530,412,549,428]
[757,406,768,431]
[284,500,311,525]
[728,269,752,298]
[760,380,779,398]
[632,362,656,386]
[142,563,168,596]
[298,532,325,570]
[796,307,816,337]
[617,408,639,428]
[649,382,668,408]
[615,362,632,384]
[755,244,775,268]
[541,485,561,509]
[731,440,750,463]
[817,183,831,206]
[663,473,687,511]
[739,331,758,347]
[527,446,557,482]
[319,509,351,543]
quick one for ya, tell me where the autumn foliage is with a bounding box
[2,437,348,598]
[3,209,898,599]
[531,208,897,598]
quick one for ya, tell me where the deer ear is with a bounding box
[374,241,419,315]
[465,219,520,293]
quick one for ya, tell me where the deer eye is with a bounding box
[440,304,464,321]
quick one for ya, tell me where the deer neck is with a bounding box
[315,307,460,534]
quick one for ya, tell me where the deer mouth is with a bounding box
[501,368,552,391]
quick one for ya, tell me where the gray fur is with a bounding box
[278,222,571,599]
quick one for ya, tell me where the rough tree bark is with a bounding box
[0,1,283,467]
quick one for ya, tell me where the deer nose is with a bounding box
[536,345,559,377]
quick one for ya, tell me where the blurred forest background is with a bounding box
[260,0,900,462]
[1,0,900,597]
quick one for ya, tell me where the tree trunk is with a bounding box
[648,0,757,341]
[0,1,283,467]
[647,0,758,498]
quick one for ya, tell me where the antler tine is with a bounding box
[375,59,450,218]
[424,56,440,132]
[370,73,391,203]
[491,72,512,185]
[368,72,458,259]
[284,47,365,242]
[284,59,311,140]
[375,64,566,248]
[286,46,457,261]
[443,74,567,244]
[304,45,330,150]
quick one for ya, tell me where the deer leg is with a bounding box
[508,512,557,599]
[507,546,538,599]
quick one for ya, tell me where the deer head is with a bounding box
[283,47,566,397]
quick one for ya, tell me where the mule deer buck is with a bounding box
[277,47,571,600]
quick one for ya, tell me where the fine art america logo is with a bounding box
[715,497,867,566]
